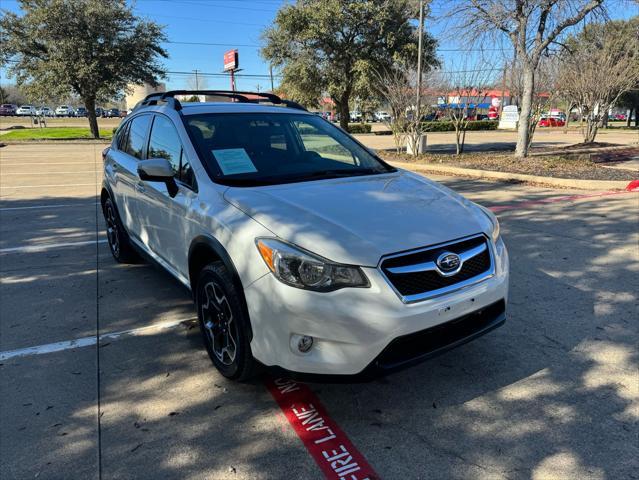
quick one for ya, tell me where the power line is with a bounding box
[153,0,276,13]
[136,12,268,27]
[166,70,280,78]
[165,40,260,48]
[163,40,510,53]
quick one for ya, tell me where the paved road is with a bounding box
[1,144,637,480]
[355,128,639,153]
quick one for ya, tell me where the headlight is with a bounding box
[478,205,500,243]
[256,238,369,291]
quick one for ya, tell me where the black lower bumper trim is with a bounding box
[264,299,506,383]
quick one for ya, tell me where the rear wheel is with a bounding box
[196,262,256,381]
[103,197,138,263]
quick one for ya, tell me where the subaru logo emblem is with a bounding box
[436,251,461,275]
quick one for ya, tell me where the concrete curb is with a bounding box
[390,160,636,191]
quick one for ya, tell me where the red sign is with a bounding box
[223,49,238,72]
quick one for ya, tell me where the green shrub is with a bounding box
[420,120,498,132]
[346,123,372,134]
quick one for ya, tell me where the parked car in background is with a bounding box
[374,111,391,122]
[36,106,54,117]
[95,107,105,117]
[538,116,565,127]
[106,108,120,118]
[55,105,75,117]
[16,105,37,116]
[75,107,87,117]
[613,113,627,121]
[0,104,18,116]
[547,110,566,122]
[349,111,362,122]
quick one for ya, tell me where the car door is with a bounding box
[135,113,198,278]
[105,114,152,238]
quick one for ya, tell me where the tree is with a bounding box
[448,0,606,158]
[443,62,495,155]
[374,68,415,153]
[1,0,168,138]
[556,18,639,143]
[0,84,28,105]
[261,0,438,130]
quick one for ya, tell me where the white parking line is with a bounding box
[0,202,99,212]
[0,183,98,189]
[0,239,107,254]
[0,317,198,361]
[0,162,99,166]
[1,171,101,175]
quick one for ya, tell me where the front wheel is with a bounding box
[103,197,138,263]
[196,262,256,381]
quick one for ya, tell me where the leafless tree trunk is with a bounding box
[516,66,535,156]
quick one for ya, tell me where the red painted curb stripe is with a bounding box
[265,376,379,480]
[489,190,635,213]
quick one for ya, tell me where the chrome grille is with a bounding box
[380,234,494,303]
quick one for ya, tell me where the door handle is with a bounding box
[135,182,146,193]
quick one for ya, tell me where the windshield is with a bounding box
[184,112,394,186]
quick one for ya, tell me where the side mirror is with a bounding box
[137,158,178,197]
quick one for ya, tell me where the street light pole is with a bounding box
[415,0,424,122]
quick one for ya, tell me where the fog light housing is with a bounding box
[291,334,314,353]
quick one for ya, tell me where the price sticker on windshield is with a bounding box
[212,148,258,175]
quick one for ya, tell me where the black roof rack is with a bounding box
[135,90,307,112]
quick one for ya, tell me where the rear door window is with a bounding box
[115,122,130,151]
[124,115,151,159]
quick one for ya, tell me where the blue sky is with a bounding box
[1,0,638,92]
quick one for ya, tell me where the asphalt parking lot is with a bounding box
[1,143,637,480]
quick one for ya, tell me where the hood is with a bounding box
[223,170,488,266]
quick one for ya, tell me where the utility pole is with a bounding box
[499,64,506,117]
[193,69,200,90]
[415,0,424,122]
[269,65,275,92]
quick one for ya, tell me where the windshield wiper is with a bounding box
[219,168,392,187]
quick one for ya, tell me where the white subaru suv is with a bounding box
[102,90,509,381]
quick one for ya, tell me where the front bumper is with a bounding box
[244,237,509,376]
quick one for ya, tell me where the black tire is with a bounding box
[103,197,139,263]
[196,262,256,381]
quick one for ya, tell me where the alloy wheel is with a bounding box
[201,281,237,365]
[105,204,120,257]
